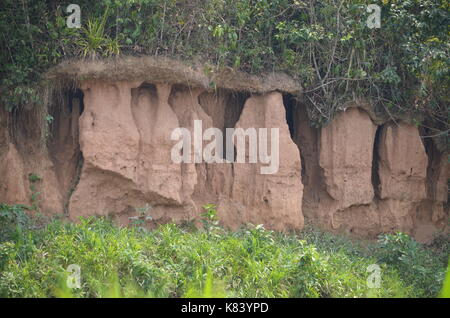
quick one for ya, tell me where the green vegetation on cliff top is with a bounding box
[0,0,448,135]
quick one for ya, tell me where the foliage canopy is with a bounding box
[0,0,448,135]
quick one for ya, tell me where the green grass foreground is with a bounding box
[0,204,448,298]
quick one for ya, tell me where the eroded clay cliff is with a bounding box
[291,103,448,241]
[0,57,447,241]
[65,79,304,230]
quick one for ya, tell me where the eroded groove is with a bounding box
[61,91,84,214]
[283,94,308,182]
[64,153,84,215]
[282,94,296,140]
[371,125,383,199]
[198,89,248,160]
[420,125,448,205]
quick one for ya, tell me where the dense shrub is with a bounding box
[0,207,447,298]
[374,232,449,297]
[0,204,31,243]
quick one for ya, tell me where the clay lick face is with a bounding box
[170,119,280,175]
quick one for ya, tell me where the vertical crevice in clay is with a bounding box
[195,89,248,204]
[371,124,383,199]
[282,94,296,141]
[65,153,84,215]
[0,108,10,147]
[418,125,449,230]
[198,89,248,160]
[68,89,85,115]
[224,91,248,162]
[283,94,305,180]
[422,131,441,202]
[224,91,248,127]
[50,89,85,214]
[289,100,327,219]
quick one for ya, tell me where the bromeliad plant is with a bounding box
[75,6,120,59]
